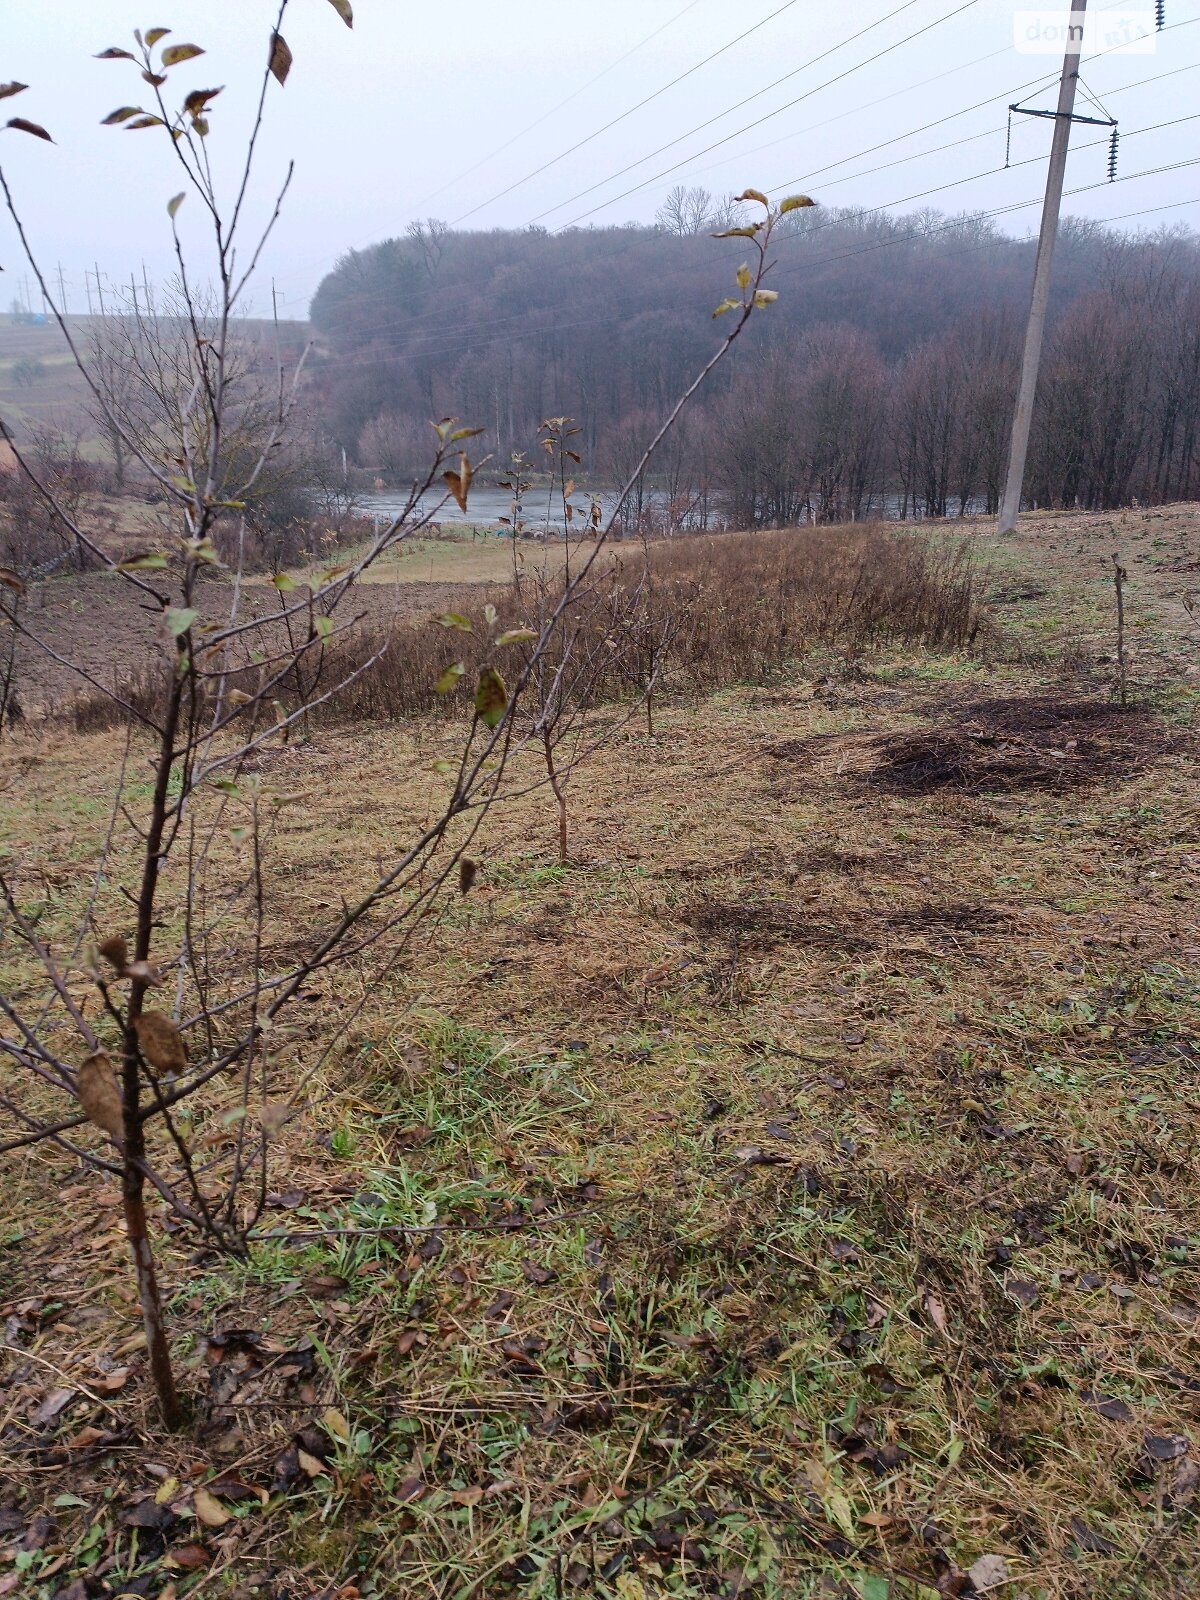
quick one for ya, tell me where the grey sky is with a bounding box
[3,0,1197,319]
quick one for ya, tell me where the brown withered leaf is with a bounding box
[1005,1278,1040,1308]
[521,1259,557,1286]
[268,31,292,84]
[443,453,473,513]
[65,1425,109,1450]
[98,934,129,971]
[485,1290,516,1320]
[34,1387,77,1426]
[918,1286,948,1334]
[78,1052,124,1139]
[6,117,53,142]
[134,1010,187,1075]
[164,1543,211,1570]
[500,1340,544,1375]
[303,1273,349,1300]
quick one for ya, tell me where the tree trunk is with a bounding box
[122,1118,183,1429]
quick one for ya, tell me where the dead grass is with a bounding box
[767,695,1174,799]
[1,506,1199,1599]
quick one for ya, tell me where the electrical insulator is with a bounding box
[1005,109,1013,169]
[1156,0,1165,29]
[1108,127,1119,183]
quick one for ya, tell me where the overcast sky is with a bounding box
[3,0,1198,319]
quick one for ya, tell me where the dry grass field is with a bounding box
[1,507,1198,1599]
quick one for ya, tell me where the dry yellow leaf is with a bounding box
[192,1487,230,1528]
[322,1406,350,1443]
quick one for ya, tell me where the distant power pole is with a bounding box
[998,0,1088,535]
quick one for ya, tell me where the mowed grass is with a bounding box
[315,531,578,587]
[1,509,1198,1599]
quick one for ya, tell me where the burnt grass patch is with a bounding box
[873,696,1170,795]
[681,894,1008,956]
[765,696,1175,797]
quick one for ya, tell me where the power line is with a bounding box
[299,102,1199,359]
[554,5,1200,230]
[263,0,1195,305]
[787,111,1200,222]
[283,35,1200,341]
[768,24,1200,196]
[525,0,935,224]
[449,0,805,226]
[407,0,707,214]
[549,0,983,229]
[770,151,1200,284]
[677,0,1192,183]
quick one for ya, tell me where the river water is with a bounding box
[362,486,662,533]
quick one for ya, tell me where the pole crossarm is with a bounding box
[1009,104,1115,127]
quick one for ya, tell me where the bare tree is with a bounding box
[656,185,715,237]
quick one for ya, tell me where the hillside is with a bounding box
[4,505,1199,1596]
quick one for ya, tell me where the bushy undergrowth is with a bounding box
[327,525,981,723]
[65,525,981,734]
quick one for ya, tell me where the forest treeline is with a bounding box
[308,203,1200,524]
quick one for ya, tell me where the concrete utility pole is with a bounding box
[998,0,1087,535]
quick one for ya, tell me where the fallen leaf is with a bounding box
[297,1449,326,1478]
[192,1488,230,1528]
[303,1274,350,1299]
[967,1553,1009,1592]
[322,1406,351,1444]
[485,1290,516,1320]
[1144,1433,1189,1461]
[1005,1278,1039,1308]
[919,1286,948,1334]
[34,1388,77,1426]
[1069,1516,1117,1554]
[164,1543,211,1570]
[66,1426,107,1450]
[1083,1391,1134,1423]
